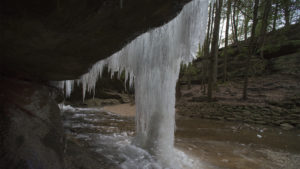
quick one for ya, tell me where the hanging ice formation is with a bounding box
[57,0,209,167]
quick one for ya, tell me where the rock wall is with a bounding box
[0,77,64,169]
[177,102,300,130]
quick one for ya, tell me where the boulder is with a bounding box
[0,78,64,169]
[280,123,295,130]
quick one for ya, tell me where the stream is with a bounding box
[62,105,300,169]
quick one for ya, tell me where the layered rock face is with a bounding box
[1,0,191,80]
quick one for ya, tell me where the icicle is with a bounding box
[56,81,65,92]
[127,71,132,89]
[124,70,128,91]
[78,0,208,167]
[54,0,209,168]
[65,80,74,98]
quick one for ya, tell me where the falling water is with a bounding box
[57,0,210,168]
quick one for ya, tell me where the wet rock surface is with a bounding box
[62,107,135,169]
[64,137,120,169]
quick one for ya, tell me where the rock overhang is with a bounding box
[0,0,192,81]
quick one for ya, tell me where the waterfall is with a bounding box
[58,0,210,167]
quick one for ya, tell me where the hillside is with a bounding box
[177,24,300,129]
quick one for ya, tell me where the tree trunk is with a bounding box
[202,3,212,96]
[187,75,191,90]
[176,81,181,100]
[232,0,242,53]
[224,0,232,82]
[200,62,205,93]
[258,0,272,58]
[232,0,239,45]
[272,0,279,31]
[243,0,259,100]
[244,16,249,42]
[202,62,207,94]
[203,4,212,60]
[283,0,291,27]
[208,0,223,100]
[209,4,216,45]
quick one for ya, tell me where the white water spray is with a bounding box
[57,0,210,167]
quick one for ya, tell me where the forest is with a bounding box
[181,0,300,100]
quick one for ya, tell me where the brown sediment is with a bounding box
[103,104,136,117]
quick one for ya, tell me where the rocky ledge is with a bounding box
[0,0,191,81]
[177,102,300,130]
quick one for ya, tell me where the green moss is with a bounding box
[260,40,300,54]
[271,52,300,75]
[183,64,198,76]
[226,47,236,56]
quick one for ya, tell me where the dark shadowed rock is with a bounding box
[0,77,64,169]
[64,137,120,169]
[0,0,191,81]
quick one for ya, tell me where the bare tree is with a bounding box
[223,0,232,82]
[208,0,223,100]
[258,0,272,58]
[232,0,239,45]
[243,0,259,100]
[201,4,213,94]
[273,0,279,31]
[283,0,291,26]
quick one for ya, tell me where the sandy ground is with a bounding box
[103,103,136,117]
